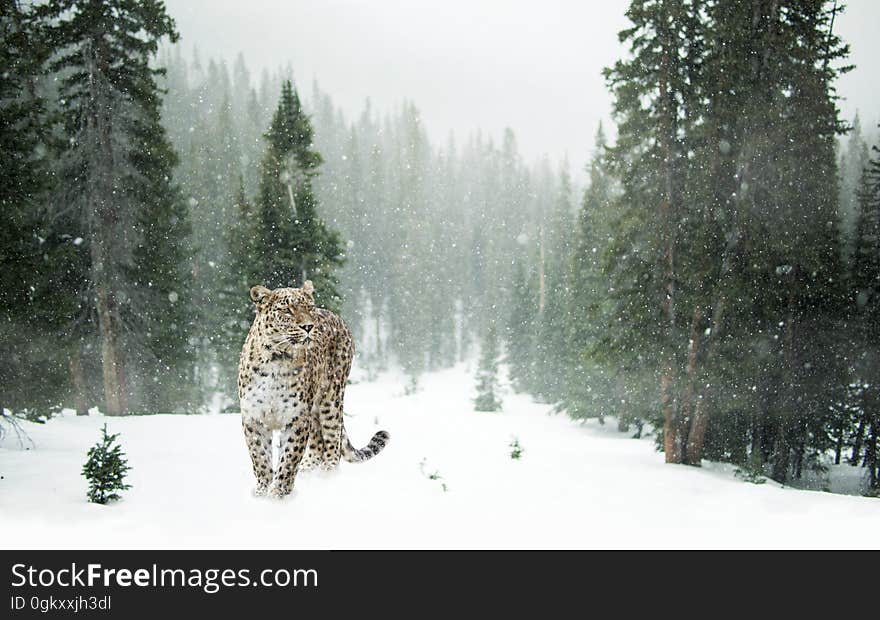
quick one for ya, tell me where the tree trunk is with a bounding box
[749,401,765,472]
[95,286,128,415]
[537,223,546,315]
[794,442,804,480]
[617,411,630,433]
[851,407,866,465]
[86,40,128,416]
[834,416,843,465]
[678,305,703,462]
[686,398,711,466]
[686,295,727,465]
[861,386,878,490]
[756,364,781,465]
[375,313,383,365]
[658,17,680,464]
[661,367,678,463]
[69,346,89,416]
[771,271,799,483]
[867,415,879,491]
[771,414,790,483]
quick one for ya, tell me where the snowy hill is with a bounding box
[1,363,877,550]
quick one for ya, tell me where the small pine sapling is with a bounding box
[82,424,132,504]
[509,437,524,460]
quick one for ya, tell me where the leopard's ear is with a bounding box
[302,280,314,297]
[250,285,271,304]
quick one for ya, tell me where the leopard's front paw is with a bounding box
[267,481,293,499]
[253,482,270,497]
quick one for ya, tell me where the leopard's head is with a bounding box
[250,281,317,352]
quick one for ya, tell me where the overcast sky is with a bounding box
[165,0,880,170]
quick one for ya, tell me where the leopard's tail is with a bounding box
[342,429,390,463]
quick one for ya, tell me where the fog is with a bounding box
[165,0,880,168]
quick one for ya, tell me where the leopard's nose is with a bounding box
[301,324,313,333]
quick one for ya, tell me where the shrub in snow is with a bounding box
[419,458,448,492]
[734,453,766,485]
[509,437,523,460]
[404,375,419,395]
[82,424,132,504]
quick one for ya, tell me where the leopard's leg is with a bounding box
[318,381,346,471]
[299,413,324,472]
[243,419,273,496]
[269,416,309,498]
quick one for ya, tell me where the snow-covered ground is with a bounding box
[1,363,877,549]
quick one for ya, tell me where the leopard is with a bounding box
[238,280,389,499]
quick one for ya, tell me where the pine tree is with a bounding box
[603,0,708,462]
[387,101,434,390]
[506,256,537,393]
[509,437,524,460]
[353,108,390,376]
[253,81,344,309]
[532,161,574,402]
[82,423,132,504]
[560,123,623,424]
[0,0,91,418]
[474,322,503,412]
[38,0,181,415]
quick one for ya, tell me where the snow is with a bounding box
[1,363,877,550]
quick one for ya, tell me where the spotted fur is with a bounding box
[238,281,389,499]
